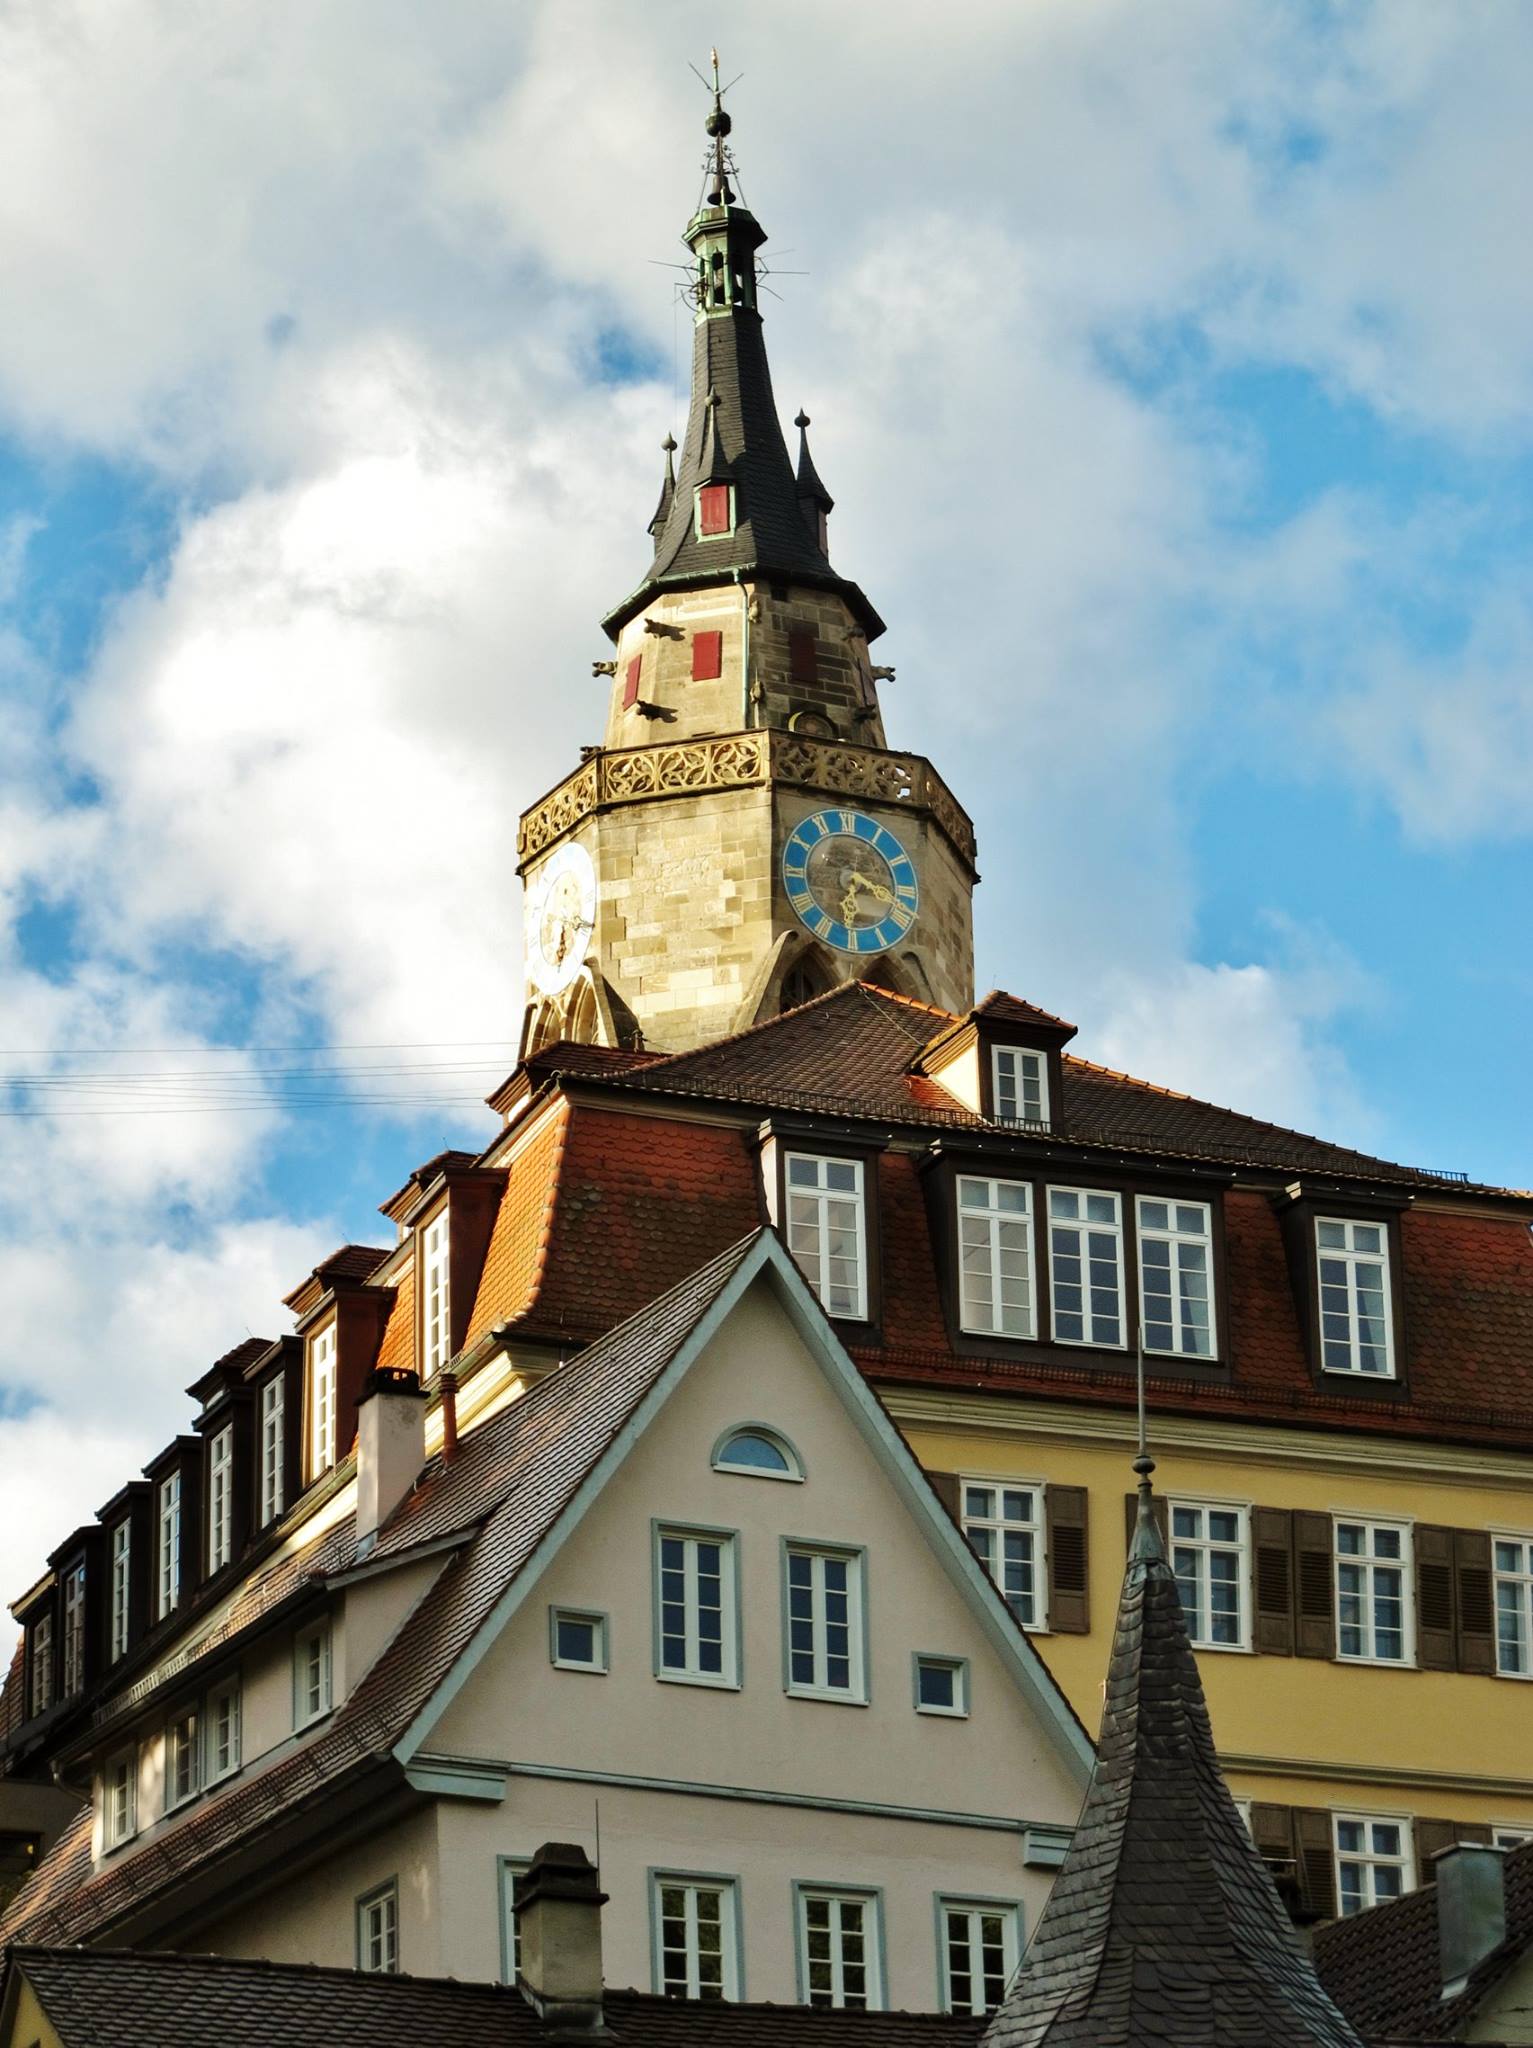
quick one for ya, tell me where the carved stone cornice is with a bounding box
[517,730,977,873]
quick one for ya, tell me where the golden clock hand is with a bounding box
[840,883,860,922]
[847,868,894,906]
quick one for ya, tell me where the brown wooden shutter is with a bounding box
[1122,1493,1169,1551]
[1295,1808,1337,1921]
[1252,1507,1296,1656]
[789,627,818,683]
[928,1471,961,1522]
[1250,1804,1300,1913]
[1415,1815,1458,1870]
[622,654,642,708]
[1294,1511,1336,1659]
[691,630,723,681]
[1415,1525,1458,1672]
[1454,1529,1496,1674]
[1047,1485,1090,1634]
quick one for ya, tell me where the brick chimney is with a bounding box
[514,1841,608,2035]
[1437,1842,1509,1999]
[354,1367,427,1552]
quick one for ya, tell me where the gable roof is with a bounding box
[983,1481,1365,2048]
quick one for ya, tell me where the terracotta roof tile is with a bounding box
[372,1261,416,1374]
[464,1101,570,1348]
[972,991,1078,1035]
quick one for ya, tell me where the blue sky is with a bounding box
[0,0,1530,1598]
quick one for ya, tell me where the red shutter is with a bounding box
[622,655,642,709]
[698,484,731,535]
[789,627,818,683]
[692,630,723,681]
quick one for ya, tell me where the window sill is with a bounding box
[915,1703,969,1720]
[1189,1641,1255,1656]
[552,1659,608,1676]
[293,1706,336,1734]
[654,1670,741,1692]
[1334,1654,1415,1671]
[785,1686,869,1707]
[1320,1367,1400,1384]
[1494,1665,1533,1682]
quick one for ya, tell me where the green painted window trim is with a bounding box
[912,1652,970,1718]
[779,1537,871,1705]
[791,1879,886,2012]
[497,1854,531,1984]
[355,1876,400,1974]
[931,1891,1024,2016]
[647,1865,745,2002]
[548,1605,610,1673]
[710,1421,806,1483]
[651,1519,743,1690]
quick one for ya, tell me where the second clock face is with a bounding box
[781,808,920,954]
[525,840,597,995]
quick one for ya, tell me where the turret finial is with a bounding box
[1130,1318,1160,1558]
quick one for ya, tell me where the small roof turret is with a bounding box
[793,408,834,513]
[647,434,677,541]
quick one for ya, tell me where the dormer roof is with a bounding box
[281,1244,391,1318]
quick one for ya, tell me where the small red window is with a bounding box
[622,655,642,708]
[698,484,731,536]
[789,628,818,683]
[692,630,723,681]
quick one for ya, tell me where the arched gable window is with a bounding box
[711,1425,804,1483]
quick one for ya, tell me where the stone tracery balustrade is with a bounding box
[517,731,977,869]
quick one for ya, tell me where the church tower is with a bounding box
[517,67,977,1054]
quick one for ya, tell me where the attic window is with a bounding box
[713,1426,803,1482]
[992,1046,1047,1125]
[696,483,733,537]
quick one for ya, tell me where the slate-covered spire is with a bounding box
[794,406,834,556]
[601,64,883,643]
[647,433,677,541]
[984,1452,1366,2048]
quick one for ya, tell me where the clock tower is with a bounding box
[518,71,977,1055]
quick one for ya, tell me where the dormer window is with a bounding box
[420,1209,451,1380]
[110,1521,132,1662]
[784,1153,867,1320]
[260,1374,286,1526]
[208,1425,234,1572]
[992,1046,1047,1125]
[309,1321,337,1479]
[1316,1219,1394,1377]
[27,1612,53,1718]
[696,483,733,538]
[157,1472,182,1620]
[61,1558,86,1697]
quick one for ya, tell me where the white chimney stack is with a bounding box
[514,1841,608,2035]
[355,1367,427,1552]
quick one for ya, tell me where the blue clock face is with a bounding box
[781,808,920,954]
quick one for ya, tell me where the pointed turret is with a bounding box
[983,1452,1366,2048]
[794,408,834,555]
[646,434,677,541]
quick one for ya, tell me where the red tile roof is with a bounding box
[973,990,1078,1034]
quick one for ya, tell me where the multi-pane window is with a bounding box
[27,1614,53,1719]
[110,1520,132,1662]
[358,1882,399,1974]
[992,1046,1047,1125]
[421,1210,452,1378]
[914,1655,968,1717]
[785,1546,865,1700]
[260,1373,286,1525]
[206,1677,241,1783]
[1048,1188,1124,1347]
[1170,1502,1248,1650]
[104,1749,137,1849]
[961,1482,1044,1629]
[1137,1199,1214,1357]
[166,1707,200,1810]
[1336,1519,1411,1664]
[938,1899,1020,2017]
[654,1875,738,2001]
[957,1178,1034,1338]
[208,1426,234,1573]
[157,1471,182,1620]
[656,1529,736,1686]
[1334,1815,1412,1916]
[784,1154,866,1319]
[499,1858,530,1982]
[1316,1219,1394,1377]
[1494,1537,1533,1677]
[309,1322,337,1479]
[294,1619,333,1727]
[61,1559,87,1697]
[799,1888,879,2010]
[549,1608,607,1672]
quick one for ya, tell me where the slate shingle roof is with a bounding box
[4,1946,985,2047]
[982,1487,1366,2048]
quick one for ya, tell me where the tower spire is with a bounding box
[647,434,677,541]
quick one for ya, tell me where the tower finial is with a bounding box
[1131,1316,1159,1557]
[696,48,737,207]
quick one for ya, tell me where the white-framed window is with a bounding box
[1494,1536,1533,1678]
[655,1527,738,1688]
[157,1470,182,1620]
[1170,1501,1249,1650]
[957,1177,1035,1339]
[784,1153,867,1320]
[110,1520,132,1663]
[421,1208,452,1379]
[27,1613,52,1718]
[260,1373,286,1525]
[165,1706,200,1811]
[206,1675,241,1783]
[549,1607,608,1673]
[1493,1827,1533,1849]
[103,1748,137,1849]
[960,1480,1045,1629]
[653,1873,739,2001]
[293,1618,333,1728]
[308,1321,337,1480]
[1048,1187,1124,1347]
[784,1545,866,1702]
[797,1886,881,2010]
[1334,1814,1413,1916]
[1137,1198,1215,1358]
[1336,1519,1412,1664]
[914,1654,969,1717]
[357,1880,399,1974]
[712,1426,803,1481]
[498,1857,530,1983]
[1316,1218,1395,1377]
[937,1897,1021,2016]
[61,1558,87,1697]
[992,1046,1047,1125]
[208,1425,234,1573]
